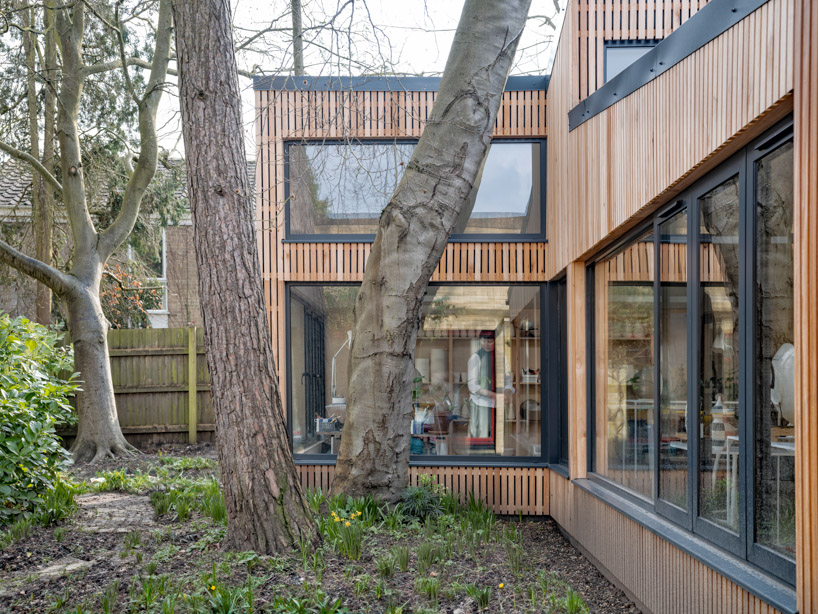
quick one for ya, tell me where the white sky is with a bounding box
[156,0,566,157]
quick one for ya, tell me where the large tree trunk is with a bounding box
[173,0,319,552]
[332,0,532,501]
[66,284,135,463]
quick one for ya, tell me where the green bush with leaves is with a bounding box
[0,314,78,525]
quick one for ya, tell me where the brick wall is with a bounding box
[165,224,202,328]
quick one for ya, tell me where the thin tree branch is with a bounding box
[97,0,172,260]
[0,139,63,197]
[113,1,139,104]
[0,237,73,295]
[82,55,177,76]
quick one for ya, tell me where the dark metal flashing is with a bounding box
[568,0,772,131]
[573,478,797,614]
[254,74,549,93]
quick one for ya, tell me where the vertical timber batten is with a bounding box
[794,0,817,610]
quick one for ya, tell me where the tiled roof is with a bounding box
[0,159,257,212]
[0,159,34,209]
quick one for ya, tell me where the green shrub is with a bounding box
[399,486,442,520]
[0,314,78,525]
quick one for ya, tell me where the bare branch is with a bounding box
[116,4,140,103]
[0,139,63,197]
[0,237,73,295]
[97,0,172,260]
[82,55,178,77]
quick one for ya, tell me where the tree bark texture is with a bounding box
[332,0,532,501]
[67,284,134,463]
[173,0,319,553]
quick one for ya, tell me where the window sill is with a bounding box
[281,236,549,244]
[573,477,797,614]
[293,455,552,469]
[549,463,569,479]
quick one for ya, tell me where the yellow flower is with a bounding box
[334,518,340,522]
[345,521,351,527]
[210,585,216,591]
[498,583,504,589]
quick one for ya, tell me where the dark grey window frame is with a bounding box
[283,138,548,243]
[585,117,795,587]
[603,39,660,83]
[285,280,567,468]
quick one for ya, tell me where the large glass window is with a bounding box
[753,140,794,559]
[593,230,655,498]
[287,141,542,237]
[288,284,544,458]
[589,120,795,583]
[698,174,741,532]
[658,209,688,510]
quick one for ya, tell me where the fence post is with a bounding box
[188,326,198,444]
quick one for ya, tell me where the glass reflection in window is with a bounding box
[413,286,541,456]
[698,174,740,532]
[289,285,542,457]
[594,230,655,498]
[658,210,688,509]
[288,142,541,236]
[754,141,795,558]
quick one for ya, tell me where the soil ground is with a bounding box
[0,443,642,613]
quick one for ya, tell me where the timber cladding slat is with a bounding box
[292,465,549,516]
[571,0,712,101]
[547,0,795,280]
[255,86,547,367]
[794,1,816,611]
[276,242,548,283]
[548,470,787,613]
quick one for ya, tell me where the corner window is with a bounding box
[288,284,559,460]
[604,41,658,82]
[286,140,544,239]
[589,120,794,583]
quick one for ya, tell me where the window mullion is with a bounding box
[687,191,699,534]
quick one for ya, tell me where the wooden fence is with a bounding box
[95,327,213,446]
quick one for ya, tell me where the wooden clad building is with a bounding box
[254,1,815,612]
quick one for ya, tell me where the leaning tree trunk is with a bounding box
[66,282,134,463]
[173,0,319,552]
[332,0,532,501]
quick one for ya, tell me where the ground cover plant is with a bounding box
[0,445,641,613]
[0,315,79,536]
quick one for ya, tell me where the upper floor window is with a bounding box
[286,140,544,240]
[604,41,658,82]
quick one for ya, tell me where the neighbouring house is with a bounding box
[0,159,260,329]
[252,1,818,613]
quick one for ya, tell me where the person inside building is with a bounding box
[467,330,496,440]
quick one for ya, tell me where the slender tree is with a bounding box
[173,0,319,553]
[0,0,173,462]
[332,0,533,501]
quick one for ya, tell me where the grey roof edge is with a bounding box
[567,0,772,131]
[253,74,549,93]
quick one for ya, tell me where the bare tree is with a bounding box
[332,0,533,501]
[173,0,319,553]
[0,0,173,462]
